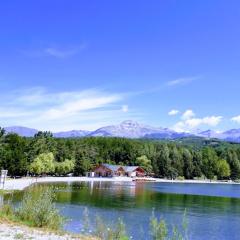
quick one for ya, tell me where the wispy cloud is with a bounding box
[44,45,85,58]
[166,76,199,87]
[0,88,138,131]
[21,44,86,58]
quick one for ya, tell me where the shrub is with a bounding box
[149,210,188,240]
[150,211,168,240]
[17,187,63,230]
[94,215,129,240]
[176,176,185,181]
[0,204,14,217]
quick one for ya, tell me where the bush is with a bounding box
[150,210,188,240]
[0,204,14,217]
[176,176,185,181]
[17,187,63,230]
[150,212,168,240]
[95,215,129,240]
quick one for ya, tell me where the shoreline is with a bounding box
[0,221,96,240]
[2,176,239,191]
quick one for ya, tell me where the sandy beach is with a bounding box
[1,176,238,191]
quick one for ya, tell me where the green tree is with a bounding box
[202,147,218,179]
[221,149,240,180]
[182,148,194,179]
[74,146,97,176]
[155,144,171,178]
[216,159,231,179]
[55,159,75,176]
[29,152,55,176]
[28,131,56,162]
[2,133,28,176]
[136,155,153,173]
[170,146,183,177]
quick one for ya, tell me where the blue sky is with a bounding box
[0,0,240,132]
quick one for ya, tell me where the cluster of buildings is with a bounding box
[87,163,145,178]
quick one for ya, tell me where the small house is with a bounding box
[124,166,145,177]
[93,164,145,178]
[94,164,125,177]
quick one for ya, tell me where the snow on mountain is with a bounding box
[3,121,240,143]
[89,120,181,139]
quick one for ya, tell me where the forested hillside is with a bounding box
[0,127,240,180]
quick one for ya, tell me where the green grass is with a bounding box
[0,189,15,195]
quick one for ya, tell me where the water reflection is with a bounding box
[6,181,240,240]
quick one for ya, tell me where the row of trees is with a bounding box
[0,127,239,180]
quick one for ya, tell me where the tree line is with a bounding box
[0,127,240,180]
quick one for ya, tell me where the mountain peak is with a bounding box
[120,120,140,127]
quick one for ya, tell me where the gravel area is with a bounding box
[0,222,96,240]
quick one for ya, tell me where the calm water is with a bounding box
[7,181,240,239]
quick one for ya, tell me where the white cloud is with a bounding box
[181,109,195,120]
[121,105,129,112]
[173,115,223,132]
[167,76,199,87]
[168,109,179,116]
[0,88,137,131]
[231,115,240,124]
[172,109,222,132]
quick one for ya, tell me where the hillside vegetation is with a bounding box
[0,127,240,180]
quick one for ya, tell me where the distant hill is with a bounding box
[5,126,38,137]
[53,130,91,138]
[3,120,240,143]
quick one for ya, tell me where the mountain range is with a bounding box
[4,120,240,143]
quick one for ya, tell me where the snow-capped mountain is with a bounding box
[88,120,177,138]
[2,121,240,143]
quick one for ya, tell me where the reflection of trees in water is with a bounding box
[8,182,240,215]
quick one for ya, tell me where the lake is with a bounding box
[7,181,240,239]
